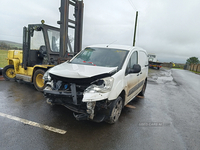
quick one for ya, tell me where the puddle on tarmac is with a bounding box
[148,69,178,86]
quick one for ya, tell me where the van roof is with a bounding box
[87,44,136,51]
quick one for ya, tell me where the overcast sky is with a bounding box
[0,0,200,63]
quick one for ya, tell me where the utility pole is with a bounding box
[133,11,138,46]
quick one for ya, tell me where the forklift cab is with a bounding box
[22,23,62,69]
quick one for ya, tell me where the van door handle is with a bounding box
[140,72,142,74]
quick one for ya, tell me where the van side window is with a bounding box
[125,51,138,75]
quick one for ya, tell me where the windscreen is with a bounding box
[70,47,129,69]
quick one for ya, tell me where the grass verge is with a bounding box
[190,70,200,75]
[0,50,8,68]
[172,67,183,69]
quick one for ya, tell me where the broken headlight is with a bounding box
[84,77,114,93]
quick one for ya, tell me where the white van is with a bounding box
[43,44,148,123]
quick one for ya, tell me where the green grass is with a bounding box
[0,50,8,68]
[172,67,183,69]
[190,70,200,74]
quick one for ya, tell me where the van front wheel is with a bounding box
[105,96,123,124]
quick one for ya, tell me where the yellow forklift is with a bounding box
[2,0,84,91]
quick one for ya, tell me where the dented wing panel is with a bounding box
[106,70,126,100]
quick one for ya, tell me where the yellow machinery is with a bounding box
[2,0,84,91]
[2,23,61,91]
[3,49,54,91]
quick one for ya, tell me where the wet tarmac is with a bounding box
[0,68,200,150]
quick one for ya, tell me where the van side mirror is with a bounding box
[129,64,141,73]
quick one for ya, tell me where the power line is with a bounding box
[127,0,137,11]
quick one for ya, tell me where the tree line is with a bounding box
[186,57,200,65]
[0,42,22,50]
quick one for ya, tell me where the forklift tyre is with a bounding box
[33,69,45,91]
[2,65,16,81]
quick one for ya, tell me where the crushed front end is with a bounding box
[43,73,114,122]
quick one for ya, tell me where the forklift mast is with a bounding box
[58,0,84,58]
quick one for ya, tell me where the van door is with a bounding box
[138,50,148,91]
[124,51,140,104]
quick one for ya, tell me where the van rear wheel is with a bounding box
[138,79,147,96]
[2,65,16,81]
[33,69,45,91]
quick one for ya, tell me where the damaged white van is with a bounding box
[43,45,148,123]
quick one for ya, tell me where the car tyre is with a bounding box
[138,79,147,96]
[105,96,123,124]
